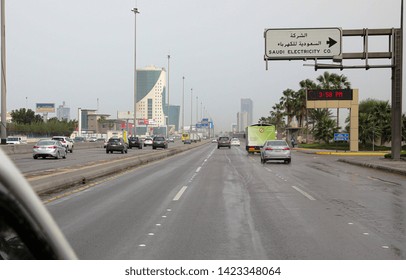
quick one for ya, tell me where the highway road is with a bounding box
[8,140,186,175]
[45,143,406,259]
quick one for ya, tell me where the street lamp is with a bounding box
[182,76,185,133]
[196,95,198,125]
[190,88,193,133]
[166,54,170,137]
[1,0,7,145]
[132,7,139,137]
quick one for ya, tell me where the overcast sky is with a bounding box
[5,0,405,132]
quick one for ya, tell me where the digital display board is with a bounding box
[307,89,353,101]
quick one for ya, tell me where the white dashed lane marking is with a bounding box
[173,186,188,201]
[291,186,316,201]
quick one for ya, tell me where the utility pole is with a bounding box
[1,0,6,144]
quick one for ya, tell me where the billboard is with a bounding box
[36,103,55,113]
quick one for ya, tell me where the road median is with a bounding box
[28,141,209,194]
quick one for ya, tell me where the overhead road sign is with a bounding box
[264,28,342,60]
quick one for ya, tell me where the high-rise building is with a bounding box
[57,101,70,121]
[136,66,167,127]
[240,98,253,131]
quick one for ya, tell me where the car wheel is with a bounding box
[106,150,109,154]
[286,159,291,164]
[139,146,142,149]
[70,149,73,153]
[153,147,156,150]
[125,149,128,154]
[55,152,60,159]
[63,153,66,159]
[33,155,38,159]
[121,150,124,154]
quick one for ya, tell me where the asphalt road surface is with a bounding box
[46,144,406,259]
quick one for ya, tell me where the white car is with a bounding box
[260,140,291,164]
[143,137,153,147]
[51,136,74,153]
[230,138,240,146]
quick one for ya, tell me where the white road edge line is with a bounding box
[196,167,201,173]
[291,186,316,201]
[173,186,188,201]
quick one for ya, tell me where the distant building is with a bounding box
[57,101,70,121]
[136,66,166,131]
[134,65,181,135]
[163,105,180,132]
[240,98,253,131]
[78,109,113,134]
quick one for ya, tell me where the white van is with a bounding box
[6,136,27,144]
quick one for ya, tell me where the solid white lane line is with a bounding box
[196,167,201,173]
[291,186,316,201]
[173,186,188,201]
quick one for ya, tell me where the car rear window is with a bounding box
[38,140,57,146]
[267,141,287,146]
[109,138,120,143]
[219,137,229,141]
[154,137,165,141]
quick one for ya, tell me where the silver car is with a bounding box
[33,139,67,159]
[260,140,291,164]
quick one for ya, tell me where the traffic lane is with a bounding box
[9,140,186,174]
[46,144,215,259]
[133,146,400,259]
[132,146,269,259]
[256,151,406,259]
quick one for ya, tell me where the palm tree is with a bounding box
[279,89,296,125]
[308,108,332,131]
[270,103,286,135]
[369,100,391,145]
[317,72,351,129]
[313,115,336,143]
[297,79,318,140]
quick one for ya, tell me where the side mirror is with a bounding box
[0,149,77,260]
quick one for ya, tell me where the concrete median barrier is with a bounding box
[29,141,208,194]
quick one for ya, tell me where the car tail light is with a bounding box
[33,146,39,149]
[50,146,57,149]
[283,147,290,150]
[265,147,273,150]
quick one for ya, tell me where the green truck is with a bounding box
[245,124,276,154]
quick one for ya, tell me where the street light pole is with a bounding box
[1,0,6,144]
[132,7,139,137]
[196,96,198,125]
[167,54,170,137]
[190,88,193,133]
[182,76,185,133]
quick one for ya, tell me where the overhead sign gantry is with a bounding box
[264,25,403,159]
